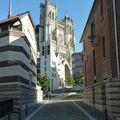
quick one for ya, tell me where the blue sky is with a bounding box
[0,0,94,52]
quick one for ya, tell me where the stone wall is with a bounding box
[83,86,93,107]
[105,79,120,118]
[0,83,37,112]
[83,79,120,119]
[94,83,106,112]
[36,86,43,102]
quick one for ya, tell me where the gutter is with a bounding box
[112,0,120,77]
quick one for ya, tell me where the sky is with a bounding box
[0,0,94,52]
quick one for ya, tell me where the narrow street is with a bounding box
[26,93,106,120]
[29,100,90,120]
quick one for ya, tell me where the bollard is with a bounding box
[25,105,28,117]
[105,108,108,120]
[18,107,21,120]
[8,112,11,120]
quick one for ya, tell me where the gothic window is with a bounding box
[58,34,64,44]
[52,30,56,40]
[100,0,103,16]
[42,46,44,56]
[93,50,96,83]
[49,11,52,19]
[47,45,50,55]
[66,25,69,33]
[70,26,72,34]
[52,13,55,20]
[45,67,47,72]
[102,36,106,58]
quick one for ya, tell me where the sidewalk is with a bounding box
[74,101,117,120]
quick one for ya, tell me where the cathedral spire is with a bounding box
[8,0,12,18]
[45,0,50,4]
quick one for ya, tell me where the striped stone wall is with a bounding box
[83,79,120,119]
[105,79,120,118]
[94,83,106,112]
[0,82,37,111]
[0,14,38,113]
[83,86,93,107]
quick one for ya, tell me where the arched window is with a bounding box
[52,13,54,20]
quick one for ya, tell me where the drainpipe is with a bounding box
[112,0,120,77]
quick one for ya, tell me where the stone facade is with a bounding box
[80,0,120,119]
[0,12,39,111]
[38,0,75,91]
[72,52,84,76]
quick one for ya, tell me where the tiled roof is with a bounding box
[0,11,29,25]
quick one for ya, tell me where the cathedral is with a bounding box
[38,0,75,91]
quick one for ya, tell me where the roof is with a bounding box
[80,0,99,43]
[0,11,35,28]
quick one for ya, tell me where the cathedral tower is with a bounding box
[38,0,75,91]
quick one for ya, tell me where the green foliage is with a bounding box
[37,74,50,92]
[73,71,84,87]
[66,74,75,86]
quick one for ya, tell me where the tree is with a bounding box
[66,74,75,86]
[73,71,84,87]
[37,74,50,93]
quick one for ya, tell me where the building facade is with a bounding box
[80,0,120,119]
[38,0,75,91]
[0,12,38,111]
[72,52,84,77]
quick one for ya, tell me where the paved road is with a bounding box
[29,100,92,120]
[26,92,107,120]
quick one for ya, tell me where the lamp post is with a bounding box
[88,34,96,46]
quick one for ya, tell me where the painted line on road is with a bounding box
[72,101,96,120]
[25,101,49,120]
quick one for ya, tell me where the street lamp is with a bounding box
[88,34,96,44]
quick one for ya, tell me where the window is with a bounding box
[70,26,72,34]
[47,45,50,55]
[52,13,54,20]
[100,0,103,16]
[91,22,95,36]
[37,69,40,74]
[45,61,46,65]
[52,67,56,71]
[52,73,56,77]
[42,46,44,56]
[37,58,40,63]
[93,50,96,82]
[49,11,52,19]
[45,67,46,71]
[102,36,106,58]
[1,25,8,31]
[44,46,47,58]
[41,27,45,42]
